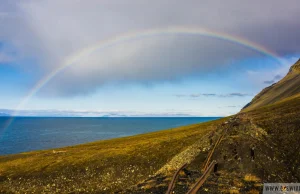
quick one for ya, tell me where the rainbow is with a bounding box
[2,26,283,133]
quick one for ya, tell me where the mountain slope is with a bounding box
[126,93,300,193]
[242,59,300,112]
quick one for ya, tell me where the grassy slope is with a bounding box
[242,59,300,112]
[0,118,225,193]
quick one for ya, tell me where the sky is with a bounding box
[0,0,299,117]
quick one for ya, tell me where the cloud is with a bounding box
[223,93,252,97]
[263,74,284,85]
[0,52,14,63]
[274,75,282,80]
[263,80,275,84]
[0,109,201,117]
[218,105,242,108]
[202,93,217,97]
[1,0,300,96]
[175,93,252,98]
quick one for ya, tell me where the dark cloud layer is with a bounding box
[0,0,299,96]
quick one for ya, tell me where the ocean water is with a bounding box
[0,117,220,155]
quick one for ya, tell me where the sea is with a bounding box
[0,117,220,155]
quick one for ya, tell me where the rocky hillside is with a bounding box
[242,59,300,111]
[123,92,300,193]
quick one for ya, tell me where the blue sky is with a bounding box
[0,0,299,116]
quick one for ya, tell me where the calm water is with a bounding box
[0,117,220,155]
